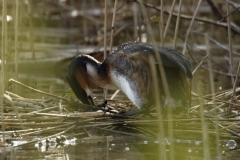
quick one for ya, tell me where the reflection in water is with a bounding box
[12,135,237,160]
[3,131,237,160]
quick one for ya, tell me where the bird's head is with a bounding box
[68,55,95,106]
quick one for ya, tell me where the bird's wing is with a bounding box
[158,47,192,79]
[109,42,192,79]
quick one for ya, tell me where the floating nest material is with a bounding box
[1,78,240,149]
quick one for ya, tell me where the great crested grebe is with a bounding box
[67,41,192,113]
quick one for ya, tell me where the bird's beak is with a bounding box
[87,95,94,106]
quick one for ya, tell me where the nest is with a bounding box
[1,78,240,151]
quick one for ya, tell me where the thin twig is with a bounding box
[200,98,211,159]
[15,0,19,93]
[20,122,76,136]
[149,55,166,160]
[3,94,24,129]
[109,0,118,53]
[5,91,23,99]
[17,124,76,147]
[9,79,70,102]
[110,90,120,100]
[104,0,108,100]
[210,119,240,138]
[109,0,120,100]
[226,2,234,85]
[182,0,203,55]
[173,0,182,49]
[163,0,176,39]
[95,127,151,138]
[232,61,240,97]
[192,54,209,75]
[221,0,240,22]
[34,112,104,118]
[27,106,58,114]
[159,0,164,46]
[130,0,240,34]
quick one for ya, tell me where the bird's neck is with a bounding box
[86,61,101,80]
[86,59,116,90]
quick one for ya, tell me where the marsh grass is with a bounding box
[1,0,240,159]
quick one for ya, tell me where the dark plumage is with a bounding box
[67,41,192,113]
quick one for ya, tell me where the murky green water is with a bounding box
[1,67,239,160]
[2,135,239,159]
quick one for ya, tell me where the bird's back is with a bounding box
[101,42,192,112]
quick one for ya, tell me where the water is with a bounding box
[1,63,239,160]
[2,135,239,159]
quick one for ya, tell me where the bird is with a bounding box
[66,41,192,114]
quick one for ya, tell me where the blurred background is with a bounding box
[1,0,240,159]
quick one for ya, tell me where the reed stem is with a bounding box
[182,0,203,55]
[15,0,19,93]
